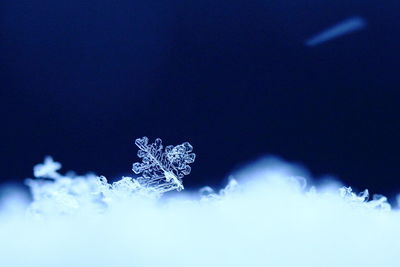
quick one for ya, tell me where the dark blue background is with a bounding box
[1,1,399,196]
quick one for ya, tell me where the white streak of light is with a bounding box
[305,16,367,46]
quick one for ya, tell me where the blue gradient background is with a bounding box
[1,0,399,196]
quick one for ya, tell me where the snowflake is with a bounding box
[132,137,196,193]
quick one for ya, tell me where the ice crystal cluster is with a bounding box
[1,142,400,267]
[25,137,195,216]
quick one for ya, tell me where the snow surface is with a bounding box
[0,157,399,267]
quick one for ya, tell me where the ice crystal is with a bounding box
[26,156,108,216]
[132,137,196,193]
[26,158,156,217]
[24,137,196,216]
[33,156,62,180]
[339,186,390,210]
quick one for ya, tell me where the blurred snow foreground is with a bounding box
[1,138,400,267]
